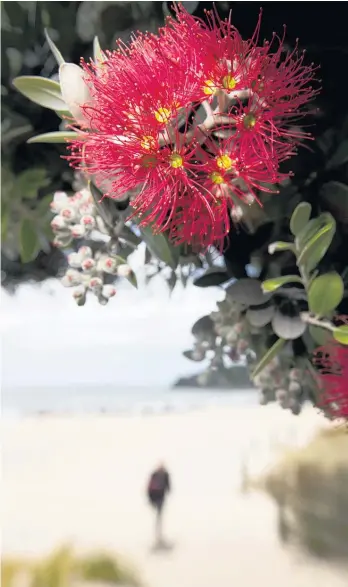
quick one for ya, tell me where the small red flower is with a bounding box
[312,338,348,421]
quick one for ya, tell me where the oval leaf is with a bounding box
[290,202,312,236]
[333,325,348,345]
[193,268,229,288]
[27,131,79,144]
[226,278,272,306]
[272,311,307,340]
[295,213,335,252]
[320,181,348,223]
[297,216,336,273]
[191,315,214,337]
[246,305,275,328]
[44,29,65,66]
[12,76,67,111]
[308,272,344,315]
[20,218,39,263]
[262,275,303,293]
[138,226,181,270]
[251,338,286,379]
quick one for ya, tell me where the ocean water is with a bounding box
[2,384,258,417]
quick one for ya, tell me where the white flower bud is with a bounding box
[116,264,131,278]
[61,207,77,223]
[79,203,95,216]
[67,252,83,269]
[73,189,92,204]
[50,191,69,213]
[70,224,86,238]
[78,246,93,260]
[81,258,96,272]
[51,215,68,232]
[289,368,301,381]
[59,63,92,124]
[80,215,96,229]
[230,205,244,222]
[61,269,81,287]
[72,285,86,299]
[99,256,117,274]
[88,276,103,291]
[102,284,117,299]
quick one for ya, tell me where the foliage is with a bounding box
[1,545,140,587]
[243,426,348,560]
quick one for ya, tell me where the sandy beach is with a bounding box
[2,404,348,587]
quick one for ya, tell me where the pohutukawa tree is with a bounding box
[12,2,348,421]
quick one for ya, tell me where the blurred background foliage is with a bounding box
[243,426,348,561]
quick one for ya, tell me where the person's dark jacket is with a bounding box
[147,467,171,506]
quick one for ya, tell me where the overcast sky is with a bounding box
[1,247,223,388]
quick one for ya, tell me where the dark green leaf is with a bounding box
[20,218,39,263]
[297,215,336,273]
[246,306,275,327]
[191,315,214,337]
[333,325,348,345]
[262,275,303,293]
[226,278,272,306]
[295,213,334,252]
[193,267,229,287]
[308,272,344,315]
[290,202,312,236]
[16,169,50,199]
[251,338,286,378]
[320,181,348,223]
[125,270,138,289]
[12,76,67,111]
[327,140,348,170]
[138,225,181,270]
[44,29,65,66]
[272,312,307,340]
[27,131,78,144]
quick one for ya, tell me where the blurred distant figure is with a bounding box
[147,463,171,543]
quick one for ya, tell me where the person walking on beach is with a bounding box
[147,463,171,544]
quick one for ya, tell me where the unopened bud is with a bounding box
[78,246,93,259]
[89,276,103,291]
[80,215,96,229]
[289,368,301,381]
[100,257,117,274]
[81,258,96,272]
[51,215,68,232]
[117,264,131,278]
[72,285,86,299]
[50,191,69,213]
[61,269,81,287]
[79,203,95,216]
[71,224,86,238]
[61,207,76,222]
[68,252,83,268]
[102,284,117,299]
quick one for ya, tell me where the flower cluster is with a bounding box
[312,340,348,421]
[51,189,133,305]
[65,3,318,250]
[50,188,99,247]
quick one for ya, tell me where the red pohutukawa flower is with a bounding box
[65,2,319,250]
[312,338,348,421]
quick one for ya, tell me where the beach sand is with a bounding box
[2,404,348,587]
